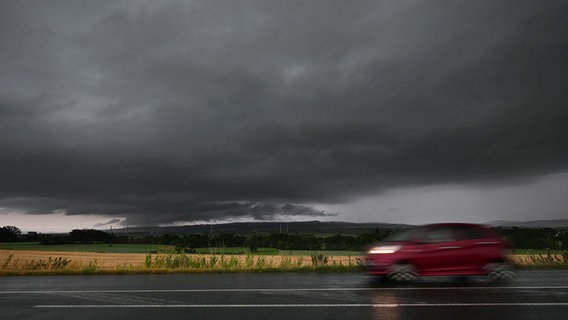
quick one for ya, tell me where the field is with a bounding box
[1,243,567,276]
[0,243,362,256]
[0,242,175,253]
[194,247,362,256]
[0,249,364,275]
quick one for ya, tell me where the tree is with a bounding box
[246,235,261,253]
[70,229,110,243]
[0,226,22,242]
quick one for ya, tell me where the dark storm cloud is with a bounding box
[1,0,567,225]
[93,218,122,228]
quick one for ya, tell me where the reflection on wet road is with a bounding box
[1,270,567,320]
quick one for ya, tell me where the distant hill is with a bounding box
[485,219,568,228]
[112,219,568,236]
[113,221,411,235]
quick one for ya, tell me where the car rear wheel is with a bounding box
[484,262,516,281]
[387,263,417,281]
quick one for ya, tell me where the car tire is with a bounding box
[387,264,417,281]
[484,262,516,281]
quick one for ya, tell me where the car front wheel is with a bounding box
[484,262,516,281]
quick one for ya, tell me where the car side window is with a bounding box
[456,226,483,240]
[422,228,456,243]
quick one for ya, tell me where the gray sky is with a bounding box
[1,0,568,232]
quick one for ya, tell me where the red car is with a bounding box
[365,223,515,281]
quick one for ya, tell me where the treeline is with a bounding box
[0,226,22,242]
[1,225,397,251]
[496,227,568,250]
[129,228,568,251]
[41,228,398,251]
[39,229,120,245]
[2,225,568,251]
[0,227,118,245]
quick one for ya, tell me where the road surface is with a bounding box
[1,270,568,319]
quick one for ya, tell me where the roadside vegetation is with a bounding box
[1,248,567,276]
[1,224,568,275]
[0,251,365,275]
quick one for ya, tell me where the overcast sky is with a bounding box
[1,0,568,232]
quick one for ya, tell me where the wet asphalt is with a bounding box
[1,270,568,320]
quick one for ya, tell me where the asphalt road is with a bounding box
[1,270,568,320]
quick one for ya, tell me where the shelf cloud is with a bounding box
[1,0,567,226]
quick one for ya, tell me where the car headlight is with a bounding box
[367,245,401,254]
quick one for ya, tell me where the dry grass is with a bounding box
[1,250,146,268]
[1,250,564,276]
[0,250,364,275]
[509,253,567,265]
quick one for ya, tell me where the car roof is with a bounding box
[423,223,486,227]
[419,223,491,231]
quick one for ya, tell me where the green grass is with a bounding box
[6,243,559,259]
[141,253,364,273]
[0,242,175,253]
[278,250,363,256]
[193,247,279,255]
[0,243,362,256]
[1,242,561,258]
[177,247,362,256]
[511,249,565,255]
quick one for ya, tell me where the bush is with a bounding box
[311,253,329,267]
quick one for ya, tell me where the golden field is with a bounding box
[0,249,363,275]
[0,249,563,275]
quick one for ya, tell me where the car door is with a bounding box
[460,225,506,272]
[446,226,483,273]
[412,226,470,274]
